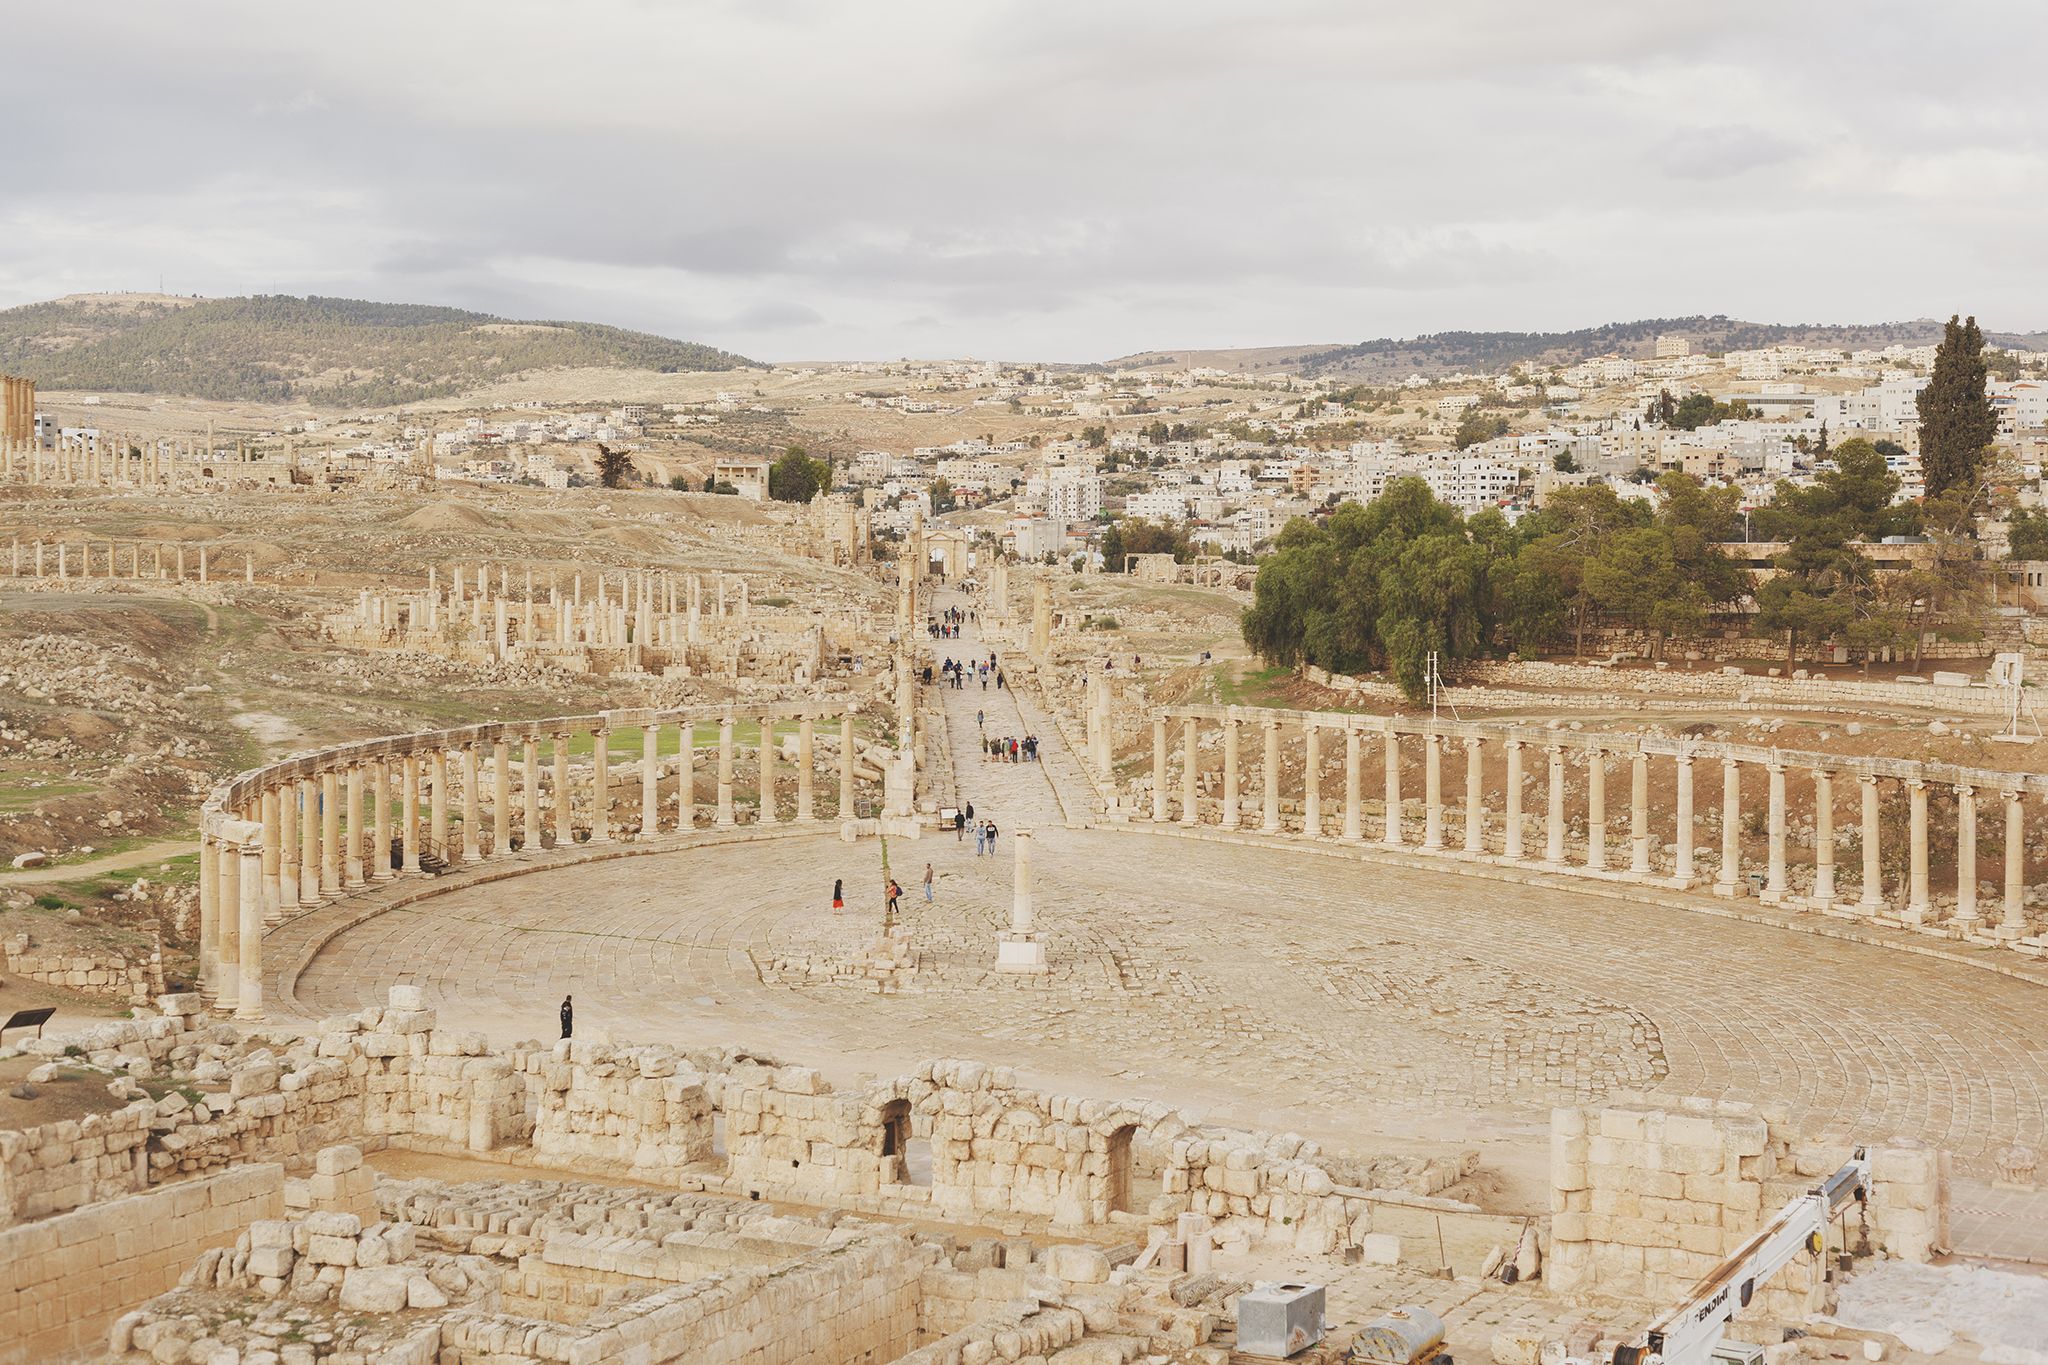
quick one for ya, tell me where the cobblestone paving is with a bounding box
[282,603,2048,1201]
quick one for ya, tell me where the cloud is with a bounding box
[1655,126,1802,181]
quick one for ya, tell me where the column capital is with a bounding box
[1503,736,1523,752]
[1674,751,1694,767]
[1463,735,1482,752]
[1859,771,1881,789]
[2003,786,2025,804]
[1905,775,1927,792]
[1954,781,1975,798]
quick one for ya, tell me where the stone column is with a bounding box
[301,776,323,905]
[401,753,422,872]
[1955,784,1978,928]
[519,736,541,848]
[1763,761,1788,898]
[1629,751,1649,876]
[641,723,661,836]
[1260,716,1280,834]
[679,722,698,829]
[1422,734,1444,850]
[1219,712,1240,830]
[1544,745,1565,866]
[839,711,856,820]
[550,736,572,846]
[1584,748,1606,871]
[1302,720,1321,837]
[1858,775,1883,913]
[1716,758,1742,895]
[1463,737,1485,854]
[590,729,611,842]
[1342,724,1363,841]
[1675,754,1695,883]
[995,828,1047,973]
[492,737,511,854]
[459,745,480,863]
[717,715,736,827]
[237,838,265,1021]
[1181,717,1201,826]
[371,759,391,880]
[758,716,777,825]
[198,833,220,1000]
[260,787,281,917]
[430,750,450,862]
[1907,778,1930,921]
[344,764,365,887]
[1811,768,1835,905]
[2002,789,2027,936]
[1383,729,1403,847]
[1152,716,1169,823]
[1504,739,1524,861]
[278,781,300,909]
[216,837,241,1011]
[797,716,816,823]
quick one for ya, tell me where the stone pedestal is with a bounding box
[995,933,1048,973]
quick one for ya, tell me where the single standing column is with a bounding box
[641,723,661,835]
[1422,734,1444,850]
[260,787,281,917]
[717,716,736,827]
[401,753,422,872]
[217,838,241,1011]
[1716,758,1742,894]
[1383,730,1403,846]
[459,745,480,862]
[1907,778,1931,921]
[679,722,698,828]
[1302,720,1322,837]
[1811,768,1835,904]
[2002,789,2027,936]
[839,712,855,821]
[1629,751,1649,875]
[492,737,511,854]
[198,833,220,999]
[757,716,777,825]
[1763,761,1788,897]
[1220,713,1240,830]
[278,782,300,910]
[1504,739,1525,860]
[1181,717,1200,826]
[1674,754,1696,882]
[1463,737,1485,854]
[1858,775,1883,912]
[344,764,365,887]
[301,776,322,905]
[1260,717,1280,833]
[371,759,392,879]
[1545,745,1566,866]
[1152,716,1169,823]
[1584,749,1607,870]
[522,736,542,847]
[552,735,573,846]
[590,730,611,842]
[430,749,450,861]
[1342,724,1363,841]
[797,716,816,823]
[1955,784,1978,927]
[237,839,265,1021]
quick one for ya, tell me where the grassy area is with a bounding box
[0,774,95,814]
[1209,663,1293,708]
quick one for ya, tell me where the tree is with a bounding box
[1081,424,1108,448]
[2007,507,2048,560]
[596,443,633,489]
[767,445,831,503]
[1104,519,1193,570]
[669,474,691,491]
[930,476,956,512]
[1917,314,1998,499]
[1454,408,1508,450]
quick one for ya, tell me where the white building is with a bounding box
[1043,469,1103,523]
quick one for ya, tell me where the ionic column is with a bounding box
[1181,716,1200,826]
[1260,716,1280,833]
[1504,739,1525,861]
[680,722,698,828]
[1584,748,1606,871]
[1716,759,1742,894]
[371,759,392,879]
[492,737,511,853]
[1422,734,1444,850]
[1811,768,1835,905]
[552,735,573,846]
[1763,761,1787,898]
[198,833,220,1000]
[1383,729,1403,846]
[641,723,661,835]
[401,753,422,872]
[757,716,777,825]
[797,716,816,823]
[1463,737,1485,854]
[344,764,365,887]
[301,776,322,905]
[260,787,281,917]
[237,839,265,1021]
[1906,778,1930,921]
[1544,745,1565,866]
[521,735,542,847]
[1219,713,1240,830]
[839,711,855,820]
[590,730,611,842]
[1674,754,1696,882]
[1302,720,1322,837]
[1152,716,1169,823]
[2002,789,2026,936]
[1858,775,1883,912]
[717,716,736,827]
[459,745,480,862]
[430,749,450,861]
[1342,724,1363,841]
[1955,784,1979,928]
[216,838,241,1011]
[1630,751,1649,876]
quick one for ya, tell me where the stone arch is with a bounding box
[1104,1122,1137,1214]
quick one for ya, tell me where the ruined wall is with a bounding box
[2,934,165,1005]
[0,1161,282,1365]
[0,1101,152,1224]
[720,1062,902,1199]
[508,1040,714,1176]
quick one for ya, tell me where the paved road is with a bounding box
[277,599,2048,1198]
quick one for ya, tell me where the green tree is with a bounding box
[1917,314,1998,498]
[930,476,956,512]
[1081,424,1108,448]
[669,474,691,491]
[2006,507,2048,560]
[767,445,832,503]
[596,443,633,489]
[1454,408,1509,450]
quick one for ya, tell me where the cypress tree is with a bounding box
[1916,314,1997,498]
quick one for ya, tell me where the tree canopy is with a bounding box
[1917,314,1998,499]
[767,446,832,503]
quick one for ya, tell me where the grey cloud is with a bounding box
[1656,126,1801,180]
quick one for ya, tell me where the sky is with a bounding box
[2,0,2044,363]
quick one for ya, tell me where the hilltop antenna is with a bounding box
[1427,651,1460,722]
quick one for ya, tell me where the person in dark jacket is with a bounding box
[560,995,574,1039]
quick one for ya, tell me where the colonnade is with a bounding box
[1147,706,2041,946]
[198,704,869,1019]
[8,536,233,583]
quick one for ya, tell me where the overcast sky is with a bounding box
[3,1,2043,362]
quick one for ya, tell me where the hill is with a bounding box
[0,293,757,405]
[1114,315,2048,381]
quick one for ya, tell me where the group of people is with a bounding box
[984,734,1036,762]
[927,607,974,640]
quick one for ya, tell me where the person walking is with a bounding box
[886,878,902,918]
[974,821,987,856]
[954,809,965,841]
[922,862,934,901]
[976,708,984,730]
[832,878,844,913]
[984,819,999,853]
[559,995,574,1040]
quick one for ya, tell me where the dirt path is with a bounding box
[1,839,197,885]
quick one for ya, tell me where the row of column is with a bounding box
[1148,714,2031,936]
[198,711,865,1015]
[8,539,228,582]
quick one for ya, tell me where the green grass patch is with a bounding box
[0,775,96,814]
[1211,663,1292,708]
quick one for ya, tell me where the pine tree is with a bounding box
[1916,314,1997,499]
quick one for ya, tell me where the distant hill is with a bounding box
[1114,315,2048,381]
[0,293,758,405]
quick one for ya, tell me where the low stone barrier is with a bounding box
[2,933,165,1005]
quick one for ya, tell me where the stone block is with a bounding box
[337,1265,411,1313]
[1360,1232,1402,1265]
[1042,1244,1110,1283]
[387,985,426,1011]
[314,1145,363,1176]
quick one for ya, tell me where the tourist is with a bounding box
[984,819,999,852]
[886,878,902,916]
[996,669,1005,690]
[955,809,966,840]
[832,878,844,913]
[976,708,984,730]
[559,995,573,1040]
[923,863,934,902]
[974,821,987,856]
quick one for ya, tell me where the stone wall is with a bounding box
[2,933,165,1005]
[508,1039,714,1176]
[720,1062,905,1199]
[0,1101,152,1224]
[0,1161,282,1365]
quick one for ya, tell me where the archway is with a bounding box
[1105,1124,1136,1214]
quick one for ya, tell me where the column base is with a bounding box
[1996,923,2028,940]
[994,934,1048,974]
[1711,880,1748,899]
